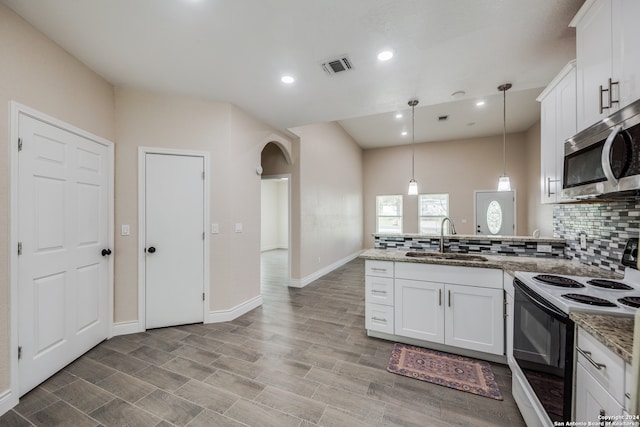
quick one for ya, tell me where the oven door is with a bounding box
[513,279,574,423]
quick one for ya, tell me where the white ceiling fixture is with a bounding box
[476,100,486,107]
[0,0,583,147]
[377,50,393,61]
[281,75,295,84]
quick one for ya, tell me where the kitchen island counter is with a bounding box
[360,248,622,279]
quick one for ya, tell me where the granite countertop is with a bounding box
[570,312,634,364]
[360,248,622,279]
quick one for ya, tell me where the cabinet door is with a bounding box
[612,0,640,110]
[540,92,559,204]
[576,0,613,131]
[445,284,504,355]
[394,279,444,343]
[575,362,624,422]
[555,67,577,202]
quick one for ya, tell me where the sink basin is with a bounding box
[405,252,488,262]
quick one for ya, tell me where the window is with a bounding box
[376,195,403,234]
[419,194,449,235]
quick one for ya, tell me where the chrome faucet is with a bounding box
[440,217,457,253]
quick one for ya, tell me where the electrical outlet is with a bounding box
[537,244,552,253]
[579,233,587,250]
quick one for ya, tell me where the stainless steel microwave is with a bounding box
[563,98,640,199]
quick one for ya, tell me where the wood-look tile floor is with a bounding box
[1,250,526,426]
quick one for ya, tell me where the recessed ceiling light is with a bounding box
[401,131,408,136]
[281,75,295,84]
[476,100,486,107]
[395,113,403,119]
[377,51,393,61]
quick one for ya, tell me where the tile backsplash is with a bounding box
[554,201,640,274]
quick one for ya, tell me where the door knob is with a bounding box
[101,249,112,256]
[147,246,156,254]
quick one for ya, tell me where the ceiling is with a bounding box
[1,0,583,148]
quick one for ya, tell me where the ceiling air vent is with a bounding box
[321,55,353,75]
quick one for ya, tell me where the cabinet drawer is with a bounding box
[577,328,625,404]
[365,303,394,334]
[395,262,502,288]
[575,362,624,422]
[365,260,394,278]
[365,276,394,306]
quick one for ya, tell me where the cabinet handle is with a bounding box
[371,316,387,323]
[547,177,559,197]
[626,392,631,399]
[439,289,442,306]
[577,347,606,370]
[599,84,607,114]
[609,78,619,108]
[600,409,606,418]
[371,290,387,295]
[370,268,387,272]
[448,290,451,308]
[504,300,508,318]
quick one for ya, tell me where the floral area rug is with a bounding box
[386,343,503,400]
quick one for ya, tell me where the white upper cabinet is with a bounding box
[538,61,576,204]
[572,0,640,132]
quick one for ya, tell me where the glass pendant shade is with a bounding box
[408,179,418,195]
[497,175,511,191]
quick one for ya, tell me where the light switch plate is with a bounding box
[211,223,219,234]
[235,223,243,233]
[121,224,130,236]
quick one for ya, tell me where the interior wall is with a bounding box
[525,120,554,237]
[0,5,115,397]
[114,88,293,320]
[289,122,363,280]
[261,180,288,251]
[362,133,530,248]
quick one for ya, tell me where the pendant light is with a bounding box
[407,99,419,195]
[497,83,512,191]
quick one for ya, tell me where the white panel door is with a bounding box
[145,154,204,329]
[18,114,110,395]
[475,191,515,236]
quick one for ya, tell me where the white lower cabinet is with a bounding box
[393,263,504,356]
[575,327,626,421]
[575,363,623,421]
[445,284,504,354]
[394,278,444,343]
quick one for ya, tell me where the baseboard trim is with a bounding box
[111,320,143,337]
[0,388,18,417]
[289,250,362,288]
[206,294,263,323]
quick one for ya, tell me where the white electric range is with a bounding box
[515,267,640,316]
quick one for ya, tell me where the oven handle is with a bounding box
[601,124,622,187]
[514,279,569,321]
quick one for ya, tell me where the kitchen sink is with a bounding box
[404,251,488,262]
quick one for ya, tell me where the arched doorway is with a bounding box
[260,141,293,289]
